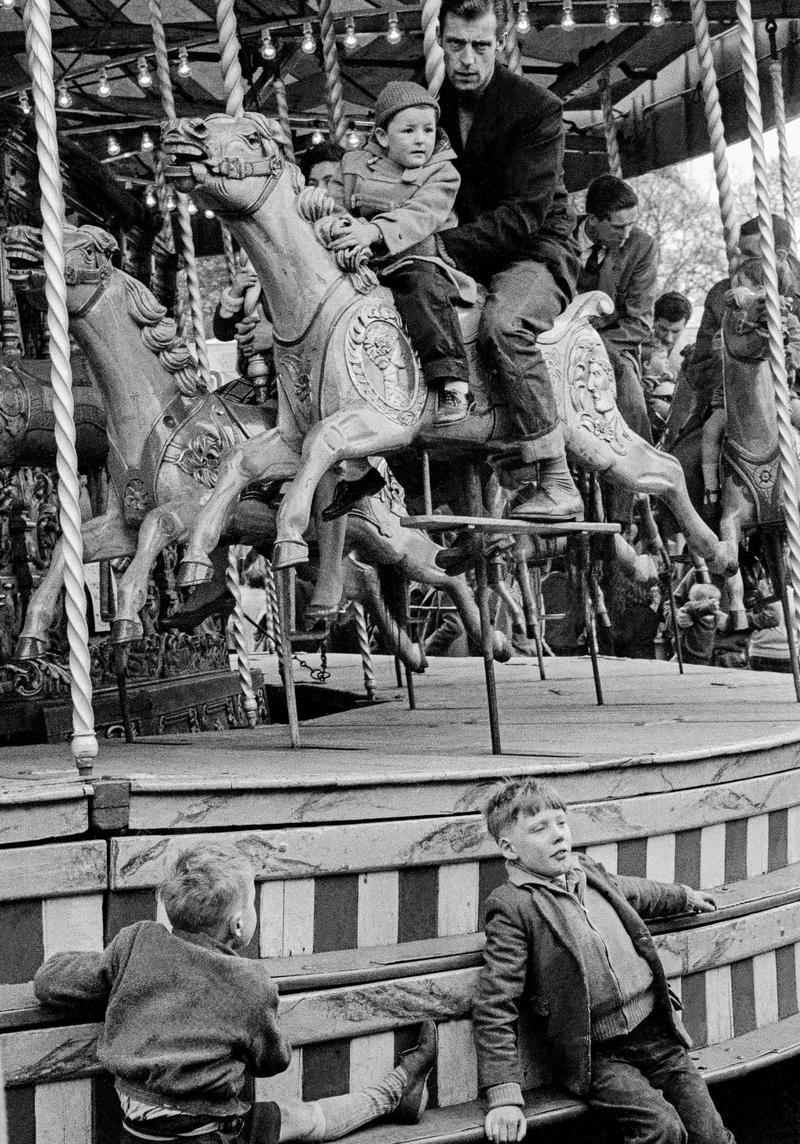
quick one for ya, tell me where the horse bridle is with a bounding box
[165,150,285,218]
[65,256,113,318]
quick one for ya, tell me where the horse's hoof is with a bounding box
[177,558,214,587]
[493,632,513,663]
[14,636,47,661]
[111,619,143,645]
[273,540,310,568]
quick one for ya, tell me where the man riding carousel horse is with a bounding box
[326,0,583,525]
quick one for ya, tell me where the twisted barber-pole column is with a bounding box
[150,0,212,385]
[354,602,376,702]
[598,71,622,178]
[319,0,348,146]
[421,0,445,95]
[226,549,258,725]
[23,0,97,774]
[689,0,738,264]
[766,21,796,250]
[738,0,800,699]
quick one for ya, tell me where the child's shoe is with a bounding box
[434,389,470,427]
[395,1020,438,1123]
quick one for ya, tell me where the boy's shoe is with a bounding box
[321,467,386,521]
[434,390,470,427]
[396,1020,438,1123]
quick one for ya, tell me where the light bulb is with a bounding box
[650,0,666,25]
[97,67,111,97]
[177,46,191,77]
[311,125,325,145]
[187,199,198,215]
[560,0,575,29]
[1,0,15,10]
[166,189,177,211]
[260,28,276,60]
[343,17,358,50]
[18,91,30,115]
[515,2,530,33]
[107,134,121,157]
[137,56,152,88]
[145,185,157,208]
[605,2,620,27]
[386,13,402,43]
[140,130,154,152]
[346,125,361,149]
[204,208,215,219]
[57,82,72,109]
[301,21,316,54]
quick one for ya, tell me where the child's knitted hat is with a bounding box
[374,81,440,129]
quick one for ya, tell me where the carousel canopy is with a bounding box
[0,2,797,191]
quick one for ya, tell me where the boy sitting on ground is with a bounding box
[475,776,735,1144]
[321,80,475,521]
[34,841,437,1144]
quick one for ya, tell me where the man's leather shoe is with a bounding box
[510,456,583,522]
[396,1020,438,1123]
[435,536,514,574]
[321,467,386,522]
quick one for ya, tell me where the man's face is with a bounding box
[308,161,338,190]
[440,10,503,97]
[499,806,573,879]
[653,316,686,351]
[590,207,636,250]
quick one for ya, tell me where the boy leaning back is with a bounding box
[475,777,735,1144]
[34,842,437,1144]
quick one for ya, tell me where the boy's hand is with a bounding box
[328,218,381,252]
[485,1106,527,1142]
[230,268,260,299]
[687,888,717,913]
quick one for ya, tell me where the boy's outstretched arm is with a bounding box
[34,949,114,1011]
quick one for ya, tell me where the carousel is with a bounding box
[1,1,800,1142]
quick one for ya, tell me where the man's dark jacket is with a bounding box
[473,855,691,1098]
[437,65,579,290]
[576,223,658,368]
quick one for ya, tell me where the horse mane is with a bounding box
[296,186,379,296]
[119,273,207,396]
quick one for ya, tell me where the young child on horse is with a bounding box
[33,841,437,1144]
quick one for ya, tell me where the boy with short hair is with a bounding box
[475,777,735,1144]
[34,841,437,1144]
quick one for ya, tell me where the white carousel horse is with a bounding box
[161,112,734,588]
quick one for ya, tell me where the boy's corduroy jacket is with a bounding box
[474,855,691,1099]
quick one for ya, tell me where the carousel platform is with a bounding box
[3,654,800,1144]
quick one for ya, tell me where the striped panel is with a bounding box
[5,1085,35,1144]
[259,879,315,958]
[746,814,770,878]
[752,950,779,1028]
[703,966,734,1045]
[349,1032,395,1089]
[681,972,707,1046]
[776,944,799,1019]
[616,838,647,878]
[34,1078,92,1144]
[788,806,800,863]
[302,1039,350,1101]
[92,1072,122,1142]
[584,843,617,873]
[42,897,104,960]
[0,900,44,985]
[724,819,748,882]
[645,835,676,882]
[398,867,438,943]
[768,809,788,872]
[105,890,156,943]
[478,857,506,927]
[313,875,358,954]
[729,958,756,1037]
[358,872,399,948]
[674,829,702,888]
[438,863,479,937]
[699,823,727,889]
[255,1048,303,1103]
[436,1019,477,1107]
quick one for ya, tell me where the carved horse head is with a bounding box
[162,113,294,216]
[6,224,118,315]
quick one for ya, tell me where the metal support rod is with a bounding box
[465,465,501,754]
[766,20,797,250]
[579,533,604,706]
[515,546,546,680]
[422,450,433,516]
[276,567,300,746]
[766,527,800,703]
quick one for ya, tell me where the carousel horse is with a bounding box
[6,224,510,666]
[162,112,734,590]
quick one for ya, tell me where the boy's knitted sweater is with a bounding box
[33,920,292,1117]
